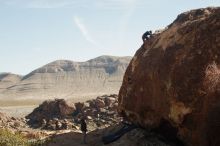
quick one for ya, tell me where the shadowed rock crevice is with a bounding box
[153,119,184,146]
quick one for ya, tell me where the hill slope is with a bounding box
[0,73,22,92]
[0,55,131,100]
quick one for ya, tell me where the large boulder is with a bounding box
[58,100,75,117]
[95,99,105,109]
[118,7,220,146]
[26,99,75,126]
[74,102,85,112]
[104,97,116,107]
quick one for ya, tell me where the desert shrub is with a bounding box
[0,129,50,146]
[0,128,28,146]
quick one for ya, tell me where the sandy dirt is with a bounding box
[48,132,94,146]
[0,105,37,117]
[0,96,97,118]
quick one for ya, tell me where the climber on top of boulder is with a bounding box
[142,30,152,43]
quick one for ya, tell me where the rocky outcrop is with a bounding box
[0,112,27,130]
[26,99,75,127]
[118,7,220,146]
[0,56,131,100]
[26,95,121,131]
[0,112,68,141]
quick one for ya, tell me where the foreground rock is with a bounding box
[26,95,121,131]
[119,7,220,146]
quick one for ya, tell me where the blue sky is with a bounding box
[0,0,219,75]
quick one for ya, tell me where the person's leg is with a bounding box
[83,131,87,144]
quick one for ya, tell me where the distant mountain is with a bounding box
[0,73,22,92]
[0,55,131,100]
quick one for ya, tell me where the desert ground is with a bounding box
[0,96,99,117]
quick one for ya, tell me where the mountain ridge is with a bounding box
[0,55,132,100]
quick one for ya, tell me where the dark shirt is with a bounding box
[142,31,152,40]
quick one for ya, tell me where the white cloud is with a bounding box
[73,16,100,47]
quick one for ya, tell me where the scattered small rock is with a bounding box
[26,94,122,131]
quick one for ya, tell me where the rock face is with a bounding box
[0,56,131,100]
[118,7,220,146]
